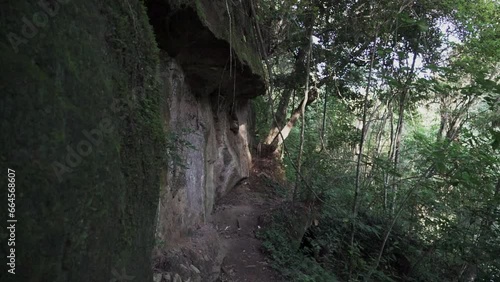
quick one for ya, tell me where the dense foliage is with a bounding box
[253,0,500,281]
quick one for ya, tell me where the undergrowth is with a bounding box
[257,205,339,282]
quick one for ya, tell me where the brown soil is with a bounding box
[153,158,287,282]
[213,159,286,282]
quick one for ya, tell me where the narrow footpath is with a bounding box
[213,164,284,282]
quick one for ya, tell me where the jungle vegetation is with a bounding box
[251,0,500,280]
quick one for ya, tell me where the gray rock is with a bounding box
[155,56,258,246]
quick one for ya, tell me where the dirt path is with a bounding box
[212,178,283,282]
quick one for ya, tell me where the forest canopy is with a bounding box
[252,0,500,280]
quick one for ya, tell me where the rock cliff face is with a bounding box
[1,0,263,281]
[147,0,265,245]
[157,57,257,242]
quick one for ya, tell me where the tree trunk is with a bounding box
[293,20,315,200]
[268,89,318,150]
[264,90,293,145]
[384,100,395,212]
[263,13,315,156]
[391,92,405,215]
[349,28,378,279]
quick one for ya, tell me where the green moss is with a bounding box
[0,1,165,281]
[194,0,208,25]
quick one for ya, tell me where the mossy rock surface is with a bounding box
[0,1,164,281]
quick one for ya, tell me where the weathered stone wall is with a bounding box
[148,2,265,280]
[148,0,265,245]
[156,55,256,244]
